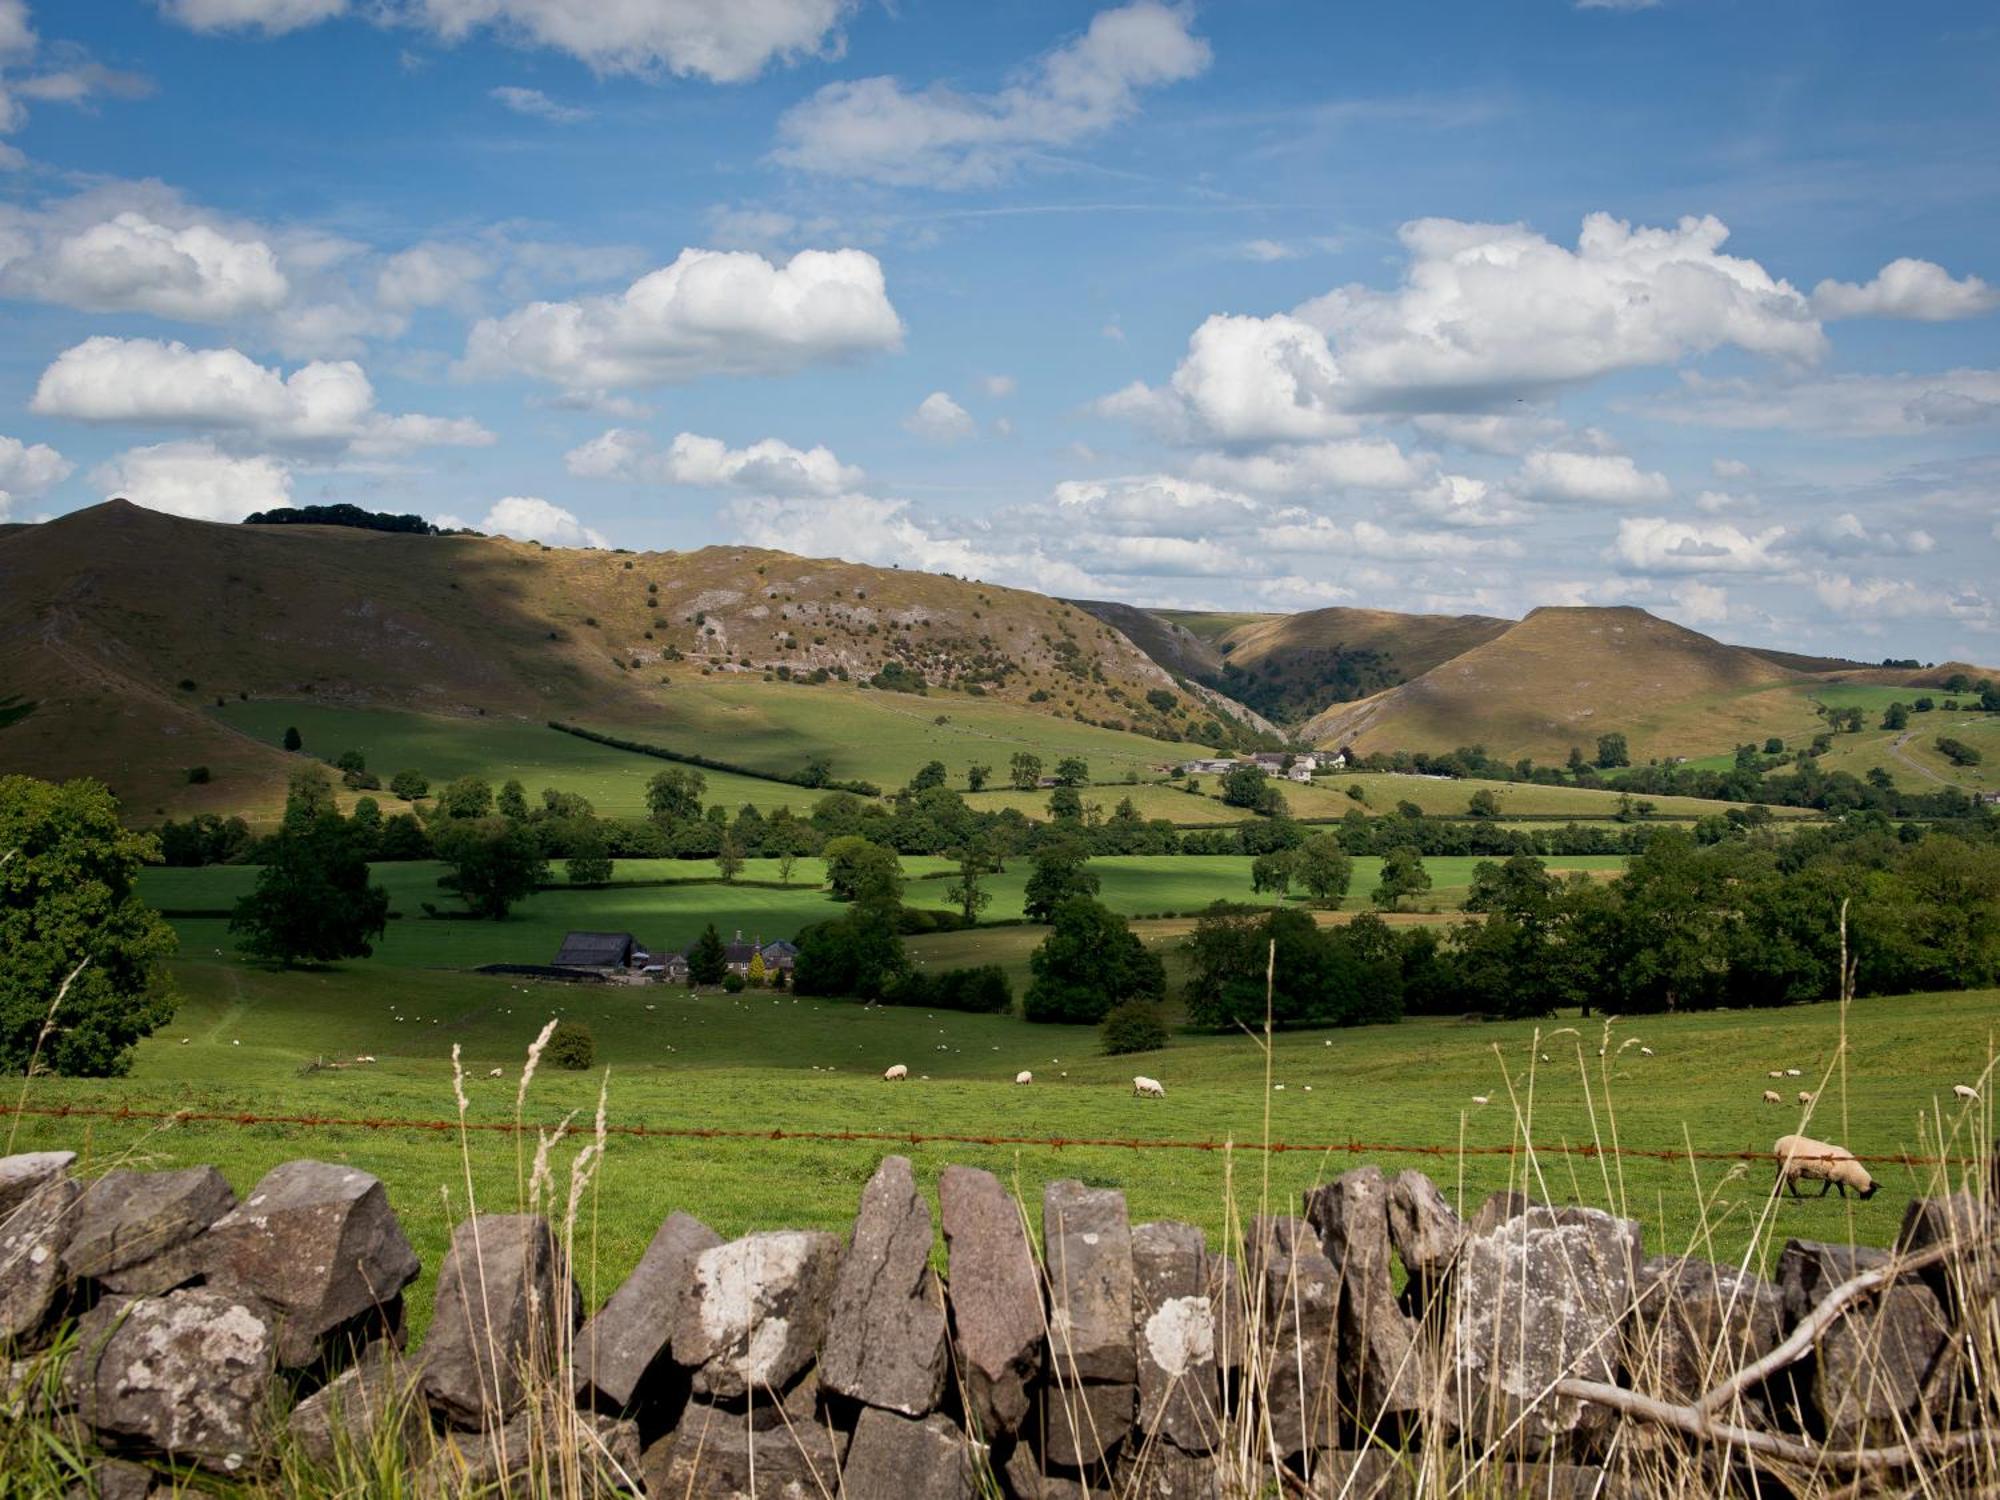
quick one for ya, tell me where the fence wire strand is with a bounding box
[0,1101,1975,1169]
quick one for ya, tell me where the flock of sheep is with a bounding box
[881,1062,1163,1096]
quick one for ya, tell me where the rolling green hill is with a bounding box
[0,503,1255,820]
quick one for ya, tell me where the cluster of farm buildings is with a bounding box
[1174,750,1344,783]
[551,930,796,983]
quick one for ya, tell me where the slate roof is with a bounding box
[553,931,639,967]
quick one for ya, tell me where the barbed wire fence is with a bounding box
[2,1100,1983,1171]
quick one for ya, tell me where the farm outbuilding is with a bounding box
[553,931,644,970]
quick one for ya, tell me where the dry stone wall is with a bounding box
[0,1149,1992,1497]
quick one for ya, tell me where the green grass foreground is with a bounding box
[5,956,1992,1342]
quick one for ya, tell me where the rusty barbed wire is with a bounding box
[0,1102,1978,1170]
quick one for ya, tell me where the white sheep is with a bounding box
[1763,1090,1782,1104]
[1774,1133,1876,1200]
[1767,1070,1784,1079]
[1639,1046,1655,1057]
[488,1068,503,1079]
[1015,1070,1033,1085]
[883,1064,908,1082]
[1797,1090,1815,1105]
[1953,1084,1979,1102]
[1784,1068,1802,1078]
[1470,1095,1489,1106]
[1133,1075,1165,1098]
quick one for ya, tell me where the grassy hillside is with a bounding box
[208,687,1218,825]
[4,955,1987,1340]
[1301,606,1826,763]
[0,504,1255,818]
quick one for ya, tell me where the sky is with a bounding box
[0,1,1996,662]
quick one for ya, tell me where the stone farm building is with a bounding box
[551,930,796,983]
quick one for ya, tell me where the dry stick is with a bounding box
[1553,1375,1987,1475]
[1697,1237,1968,1418]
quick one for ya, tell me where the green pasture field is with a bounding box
[214,702,808,819]
[1814,713,1999,795]
[6,959,1990,1341]
[137,853,1630,970]
[586,678,1214,791]
[1284,773,1820,821]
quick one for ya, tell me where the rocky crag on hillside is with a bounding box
[0,1147,1993,1497]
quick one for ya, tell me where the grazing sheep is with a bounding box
[1015,1070,1033,1085]
[1133,1076,1166,1098]
[1774,1133,1876,1200]
[1784,1068,1802,1078]
[1470,1095,1489,1106]
[1953,1084,1979,1102]
[883,1064,909,1082]
[1639,1046,1655,1057]
[1763,1090,1782,1104]
[488,1068,503,1079]
[1767,1070,1783,1079]
[178,1038,189,1046]
[1797,1090,1815,1105]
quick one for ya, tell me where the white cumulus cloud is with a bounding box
[480,495,607,548]
[904,391,974,442]
[1812,258,1999,322]
[162,0,851,81]
[565,429,860,496]
[773,1,1209,186]
[1612,516,1788,574]
[33,210,290,321]
[91,439,291,522]
[31,336,493,455]
[1104,213,1830,434]
[461,246,901,390]
[1516,449,1671,506]
[158,0,350,33]
[0,433,70,518]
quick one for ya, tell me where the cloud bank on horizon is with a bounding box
[0,0,1994,659]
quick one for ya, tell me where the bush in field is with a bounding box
[0,776,178,1076]
[546,1021,594,1070]
[1100,999,1169,1056]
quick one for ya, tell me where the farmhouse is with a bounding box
[717,931,799,978]
[1178,757,1239,775]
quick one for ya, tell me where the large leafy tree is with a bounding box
[433,817,548,919]
[231,806,389,968]
[1024,897,1164,1024]
[1023,838,1099,922]
[1294,833,1353,908]
[821,836,904,906]
[645,767,707,827]
[0,776,177,1076]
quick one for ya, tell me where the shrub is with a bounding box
[1101,1000,1169,1056]
[721,972,746,993]
[546,1021,595,1070]
[185,765,211,785]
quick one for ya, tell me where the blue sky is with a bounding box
[1,1,1995,661]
